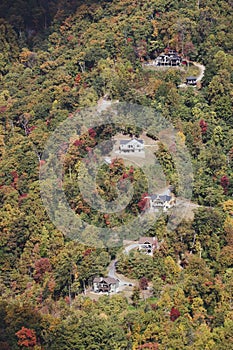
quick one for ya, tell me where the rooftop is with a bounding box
[150,194,172,202]
[138,236,156,245]
[186,76,197,80]
[93,277,118,284]
[120,139,144,145]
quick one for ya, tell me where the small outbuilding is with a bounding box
[138,236,158,256]
[186,76,197,86]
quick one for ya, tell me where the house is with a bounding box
[104,157,112,165]
[186,76,197,85]
[155,50,181,66]
[93,277,119,293]
[144,193,175,212]
[119,138,144,153]
[150,194,174,211]
[138,236,158,255]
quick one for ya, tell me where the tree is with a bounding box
[16,327,37,348]
[131,287,141,307]
[170,306,181,322]
[139,277,149,290]
[34,258,52,283]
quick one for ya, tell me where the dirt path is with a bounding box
[193,62,206,82]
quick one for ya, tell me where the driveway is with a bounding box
[107,243,139,291]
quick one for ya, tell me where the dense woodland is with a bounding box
[0,0,233,349]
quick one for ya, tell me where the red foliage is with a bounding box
[122,173,129,179]
[199,119,208,134]
[11,171,18,180]
[150,303,158,311]
[74,139,83,147]
[170,307,181,321]
[204,281,213,286]
[11,171,18,188]
[161,274,166,281]
[83,248,92,256]
[88,128,96,138]
[129,166,134,174]
[34,258,52,283]
[138,193,150,211]
[64,296,71,305]
[39,160,46,167]
[18,193,28,203]
[0,106,7,113]
[16,327,37,348]
[220,175,230,194]
[139,276,149,290]
[27,126,36,134]
[74,73,82,84]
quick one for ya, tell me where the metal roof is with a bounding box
[120,139,144,145]
[149,194,171,202]
[93,277,118,284]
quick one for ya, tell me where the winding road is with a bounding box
[101,59,206,292]
[107,243,139,290]
[193,62,206,82]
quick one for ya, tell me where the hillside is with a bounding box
[0,1,233,349]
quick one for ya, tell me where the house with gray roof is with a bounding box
[144,192,175,212]
[119,138,144,153]
[93,277,119,293]
[186,76,197,85]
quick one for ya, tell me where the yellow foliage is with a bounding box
[151,20,158,37]
[177,131,186,144]
[98,312,108,319]
[19,48,33,64]
[222,199,233,215]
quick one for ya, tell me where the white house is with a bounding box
[138,236,158,256]
[119,139,144,153]
[155,50,181,66]
[148,194,174,211]
[93,277,119,293]
[104,157,112,165]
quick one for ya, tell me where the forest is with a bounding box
[0,0,233,349]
